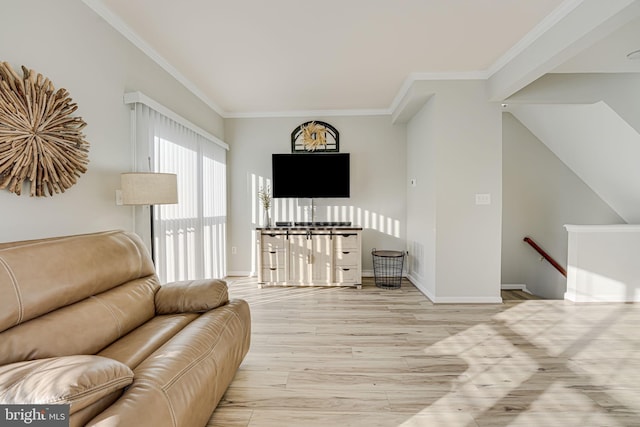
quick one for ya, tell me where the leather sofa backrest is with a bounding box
[0,231,160,365]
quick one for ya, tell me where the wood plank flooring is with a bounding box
[501,289,541,301]
[208,277,640,427]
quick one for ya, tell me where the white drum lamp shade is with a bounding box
[120,173,178,205]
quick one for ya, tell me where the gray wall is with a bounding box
[0,0,223,243]
[506,73,640,223]
[224,116,406,275]
[406,80,502,303]
[501,112,624,299]
[405,98,437,297]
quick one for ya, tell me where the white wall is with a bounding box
[511,102,640,223]
[502,113,624,299]
[505,73,640,223]
[565,225,640,302]
[0,0,223,243]
[406,80,502,303]
[508,73,640,134]
[406,98,437,297]
[225,116,406,275]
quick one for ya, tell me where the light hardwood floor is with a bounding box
[208,277,640,427]
[501,289,541,301]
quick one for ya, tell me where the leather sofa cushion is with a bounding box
[0,355,133,415]
[87,300,251,427]
[0,277,158,366]
[155,279,229,314]
[0,231,156,333]
[98,313,199,369]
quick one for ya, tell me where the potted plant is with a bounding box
[258,185,272,227]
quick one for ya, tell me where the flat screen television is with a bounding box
[272,153,350,198]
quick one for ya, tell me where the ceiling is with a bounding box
[553,15,640,73]
[85,0,639,117]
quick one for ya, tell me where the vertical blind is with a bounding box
[131,99,227,283]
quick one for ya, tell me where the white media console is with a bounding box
[256,225,362,288]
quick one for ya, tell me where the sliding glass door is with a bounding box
[130,99,227,283]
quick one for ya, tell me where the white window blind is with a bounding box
[127,94,227,283]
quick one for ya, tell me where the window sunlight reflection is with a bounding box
[224,275,637,427]
[398,301,636,427]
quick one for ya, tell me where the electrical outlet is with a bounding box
[231,246,237,254]
[115,189,123,205]
[475,193,491,205]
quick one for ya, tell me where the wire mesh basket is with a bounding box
[371,249,405,289]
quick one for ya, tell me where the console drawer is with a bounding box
[261,233,287,251]
[334,250,359,265]
[334,266,359,284]
[261,267,285,283]
[334,233,359,249]
[262,246,285,264]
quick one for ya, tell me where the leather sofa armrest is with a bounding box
[0,355,133,414]
[155,279,229,314]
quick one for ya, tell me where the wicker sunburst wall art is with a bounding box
[0,62,89,197]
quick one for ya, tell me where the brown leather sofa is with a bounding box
[0,230,251,426]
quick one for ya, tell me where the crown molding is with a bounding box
[81,0,227,118]
[486,0,585,78]
[82,0,580,120]
[229,71,489,119]
[225,108,391,119]
[388,71,489,116]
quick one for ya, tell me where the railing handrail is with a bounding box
[523,236,567,277]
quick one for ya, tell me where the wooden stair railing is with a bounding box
[523,236,567,278]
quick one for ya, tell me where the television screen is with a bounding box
[272,153,350,198]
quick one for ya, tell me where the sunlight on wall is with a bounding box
[565,225,640,303]
[250,173,401,237]
[568,266,637,303]
[249,172,404,276]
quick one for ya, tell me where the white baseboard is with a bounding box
[564,290,640,303]
[225,271,254,278]
[406,273,503,303]
[227,270,405,279]
[406,273,435,302]
[501,283,533,294]
[431,296,503,304]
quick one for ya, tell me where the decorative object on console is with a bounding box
[0,62,90,196]
[291,121,339,152]
[258,184,272,227]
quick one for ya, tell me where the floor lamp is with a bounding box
[120,172,178,262]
